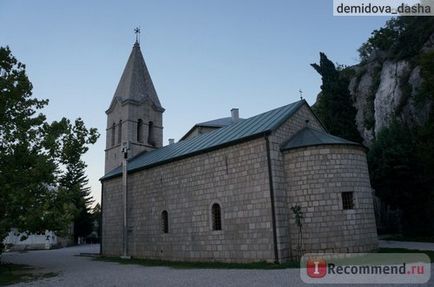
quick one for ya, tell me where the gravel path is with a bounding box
[2,245,433,287]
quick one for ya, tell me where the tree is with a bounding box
[55,118,99,243]
[368,120,434,235]
[311,52,362,143]
[0,46,98,252]
[91,203,102,242]
[0,47,69,248]
[358,17,434,61]
[291,205,304,260]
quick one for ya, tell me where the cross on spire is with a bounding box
[299,89,303,100]
[134,27,141,44]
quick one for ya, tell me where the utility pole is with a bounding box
[121,141,130,259]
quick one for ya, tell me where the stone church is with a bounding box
[101,40,378,263]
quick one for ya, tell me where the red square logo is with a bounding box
[306,258,327,278]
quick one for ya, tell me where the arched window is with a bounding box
[148,121,155,146]
[137,119,143,142]
[161,210,168,233]
[211,203,222,231]
[111,123,116,146]
[118,120,122,144]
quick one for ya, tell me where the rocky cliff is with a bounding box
[347,31,434,145]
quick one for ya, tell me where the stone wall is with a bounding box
[3,229,59,251]
[105,100,163,173]
[102,137,276,262]
[283,145,378,255]
[267,103,325,262]
[101,179,123,256]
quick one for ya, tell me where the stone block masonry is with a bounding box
[283,145,378,255]
[267,104,325,261]
[102,137,276,263]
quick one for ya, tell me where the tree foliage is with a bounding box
[55,118,98,243]
[0,46,99,250]
[311,52,362,143]
[368,119,434,235]
[91,203,102,242]
[358,17,434,61]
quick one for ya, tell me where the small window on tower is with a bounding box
[148,121,155,146]
[161,210,168,233]
[111,123,116,146]
[342,192,354,210]
[118,120,122,144]
[137,119,143,142]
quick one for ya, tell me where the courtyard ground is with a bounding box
[379,240,434,251]
[1,242,433,286]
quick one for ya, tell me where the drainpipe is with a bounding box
[265,135,279,264]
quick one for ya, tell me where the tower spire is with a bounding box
[107,36,164,112]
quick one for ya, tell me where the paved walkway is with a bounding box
[379,240,434,251]
[2,244,433,286]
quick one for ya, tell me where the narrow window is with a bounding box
[111,123,116,146]
[137,119,143,142]
[342,192,354,210]
[148,121,155,146]
[118,120,122,144]
[211,203,222,231]
[161,210,168,233]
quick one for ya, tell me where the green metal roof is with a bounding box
[280,127,360,151]
[197,117,244,128]
[179,117,245,141]
[102,100,306,180]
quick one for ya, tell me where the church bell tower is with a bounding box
[104,33,164,173]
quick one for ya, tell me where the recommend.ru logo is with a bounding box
[300,253,431,284]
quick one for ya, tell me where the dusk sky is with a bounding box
[0,0,389,204]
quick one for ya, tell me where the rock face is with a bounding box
[373,60,410,134]
[348,35,433,145]
[349,61,380,144]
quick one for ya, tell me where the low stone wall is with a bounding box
[3,229,60,251]
[283,145,378,256]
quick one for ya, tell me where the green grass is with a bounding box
[378,248,434,262]
[94,256,299,269]
[0,263,57,286]
[0,263,34,286]
[92,248,434,270]
[381,234,434,243]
